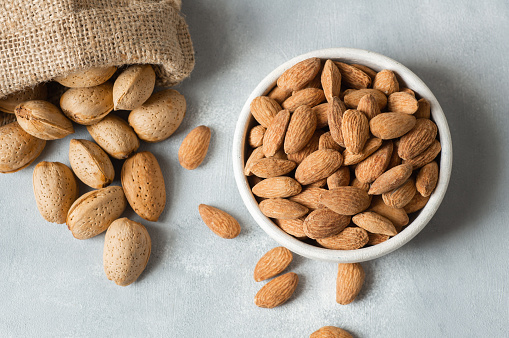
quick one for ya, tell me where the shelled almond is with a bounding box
[244,58,442,250]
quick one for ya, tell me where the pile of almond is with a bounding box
[245,57,441,249]
[0,65,211,286]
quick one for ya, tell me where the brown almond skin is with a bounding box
[368,163,413,195]
[343,137,383,166]
[312,103,330,129]
[263,109,290,156]
[321,59,341,102]
[351,64,377,80]
[398,119,438,160]
[87,115,140,160]
[355,141,393,183]
[282,88,325,112]
[403,139,441,169]
[328,97,347,147]
[66,186,127,240]
[357,94,381,120]
[327,166,350,189]
[303,208,351,239]
[341,109,369,154]
[369,195,409,230]
[178,125,211,170]
[414,98,431,119]
[336,263,365,305]
[244,147,265,176]
[317,227,369,250]
[277,57,321,91]
[284,105,317,154]
[400,87,416,97]
[198,204,241,239]
[305,71,324,89]
[259,198,309,220]
[388,92,419,114]
[320,186,371,215]
[370,112,417,140]
[33,162,79,224]
[15,100,74,140]
[254,272,299,308]
[367,233,391,246]
[310,326,353,338]
[319,131,342,151]
[287,130,322,164]
[416,161,439,197]
[103,217,151,287]
[351,177,370,192]
[267,86,292,104]
[344,89,387,110]
[352,211,397,236]
[0,121,46,173]
[254,247,293,282]
[404,193,430,214]
[294,149,343,185]
[333,62,371,89]
[274,218,307,238]
[382,178,416,208]
[250,96,281,128]
[250,158,296,178]
[373,69,399,95]
[252,177,302,198]
[248,125,266,148]
[288,187,327,211]
[122,152,166,222]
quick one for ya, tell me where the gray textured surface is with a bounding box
[1,1,508,337]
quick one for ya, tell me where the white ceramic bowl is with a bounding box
[232,48,452,263]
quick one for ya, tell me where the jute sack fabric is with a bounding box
[0,0,194,98]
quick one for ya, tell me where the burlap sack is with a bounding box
[0,0,194,98]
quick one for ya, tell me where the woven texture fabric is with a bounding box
[0,0,194,97]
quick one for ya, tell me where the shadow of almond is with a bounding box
[136,223,171,284]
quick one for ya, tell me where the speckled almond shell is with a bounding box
[0,121,46,173]
[66,186,127,240]
[103,218,151,287]
[86,115,140,159]
[60,82,114,125]
[69,139,115,189]
[128,89,186,142]
[121,151,166,222]
[0,84,48,114]
[15,100,74,140]
[113,65,156,110]
[54,66,117,88]
[33,161,79,224]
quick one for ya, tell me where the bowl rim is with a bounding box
[232,47,453,263]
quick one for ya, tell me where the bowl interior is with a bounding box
[233,48,452,263]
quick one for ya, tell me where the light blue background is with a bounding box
[1,1,508,337]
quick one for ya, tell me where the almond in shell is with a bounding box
[352,211,397,236]
[336,263,365,305]
[317,227,369,250]
[320,186,371,215]
[284,105,317,154]
[178,125,211,170]
[254,272,299,308]
[198,204,241,239]
[55,66,117,88]
[113,64,156,110]
[60,82,114,125]
[254,247,293,282]
[0,84,48,114]
[416,161,439,197]
[122,151,166,222]
[294,149,343,185]
[259,198,309,220]
[14,100,74,140]
[303,208,350,239]
[66,186,127,239]
[277,57,321,91]
[87,115,140,159]
[0,112,16,126]
[33,161,78,224]
[252,177,302,198]
[69,139,115,189]
[103,217,151,286]
[128,89,186,142]
[0,121,46,173]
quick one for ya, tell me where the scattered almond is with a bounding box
[328,97,346,147]
[369,195,409,230]
[262,109,290,156]
[319,131,342,151]
[178,125,211,170]
[403,139,441,169]
[198,204,241,239]
[333,62,371,89]
[254,272,299,308]
[368,163,413,195]
[288,187,327,211]
[357,93,381,120]
[342,137,382,166]
[254,247,293,282]
[249,125,266,148]
[312,103,330,129]
[310,326,353,338]
[354,141,393,183]
[268,86,292,104]
[404,193,430,214]
[344,89,387,110]
[336,263,365,305]
[414,98,431,119]
[274,218,307,238]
